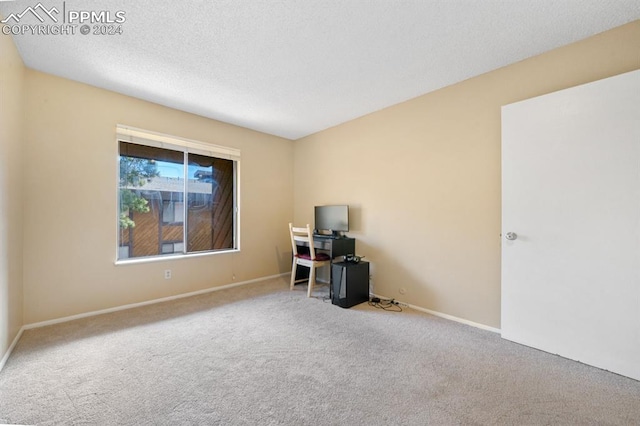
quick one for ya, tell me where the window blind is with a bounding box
[116,125,241,161]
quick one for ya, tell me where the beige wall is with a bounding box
[0,28,25,356]
[22,71,294,324]
[5,20,640,330]
[294,21,640,329]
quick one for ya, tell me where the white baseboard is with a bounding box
[373,293,501,334]
[24,273,289,330]
[0,326,25,373]
[0,273,288,373]
[2,275,499,374]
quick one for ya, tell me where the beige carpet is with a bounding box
[1,276,639,425]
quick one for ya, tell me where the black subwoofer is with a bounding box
[331,261,369,308]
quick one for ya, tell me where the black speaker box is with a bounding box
[331,261,369,308]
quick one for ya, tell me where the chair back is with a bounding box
[289,223,319,260]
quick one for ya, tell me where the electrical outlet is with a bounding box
[164,269,172,279]
[399,287,406,295]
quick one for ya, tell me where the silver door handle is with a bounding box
[505,232,518,241]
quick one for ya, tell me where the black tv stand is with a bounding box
[294,236,355,281]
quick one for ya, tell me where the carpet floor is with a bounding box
[1,276,639,425]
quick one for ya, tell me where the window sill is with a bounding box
[115,248,239,266]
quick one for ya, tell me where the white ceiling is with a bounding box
[2,1,639,140]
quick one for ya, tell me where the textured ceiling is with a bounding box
[2,1,639,139]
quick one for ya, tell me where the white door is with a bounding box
[501,70,640,381]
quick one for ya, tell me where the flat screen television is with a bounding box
[314,205,349,237]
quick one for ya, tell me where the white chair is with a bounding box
[289,223,331,297]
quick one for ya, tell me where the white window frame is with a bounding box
[115,125,240,264]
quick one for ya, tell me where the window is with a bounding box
[117,126,240,261]
[162,200,184,224]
